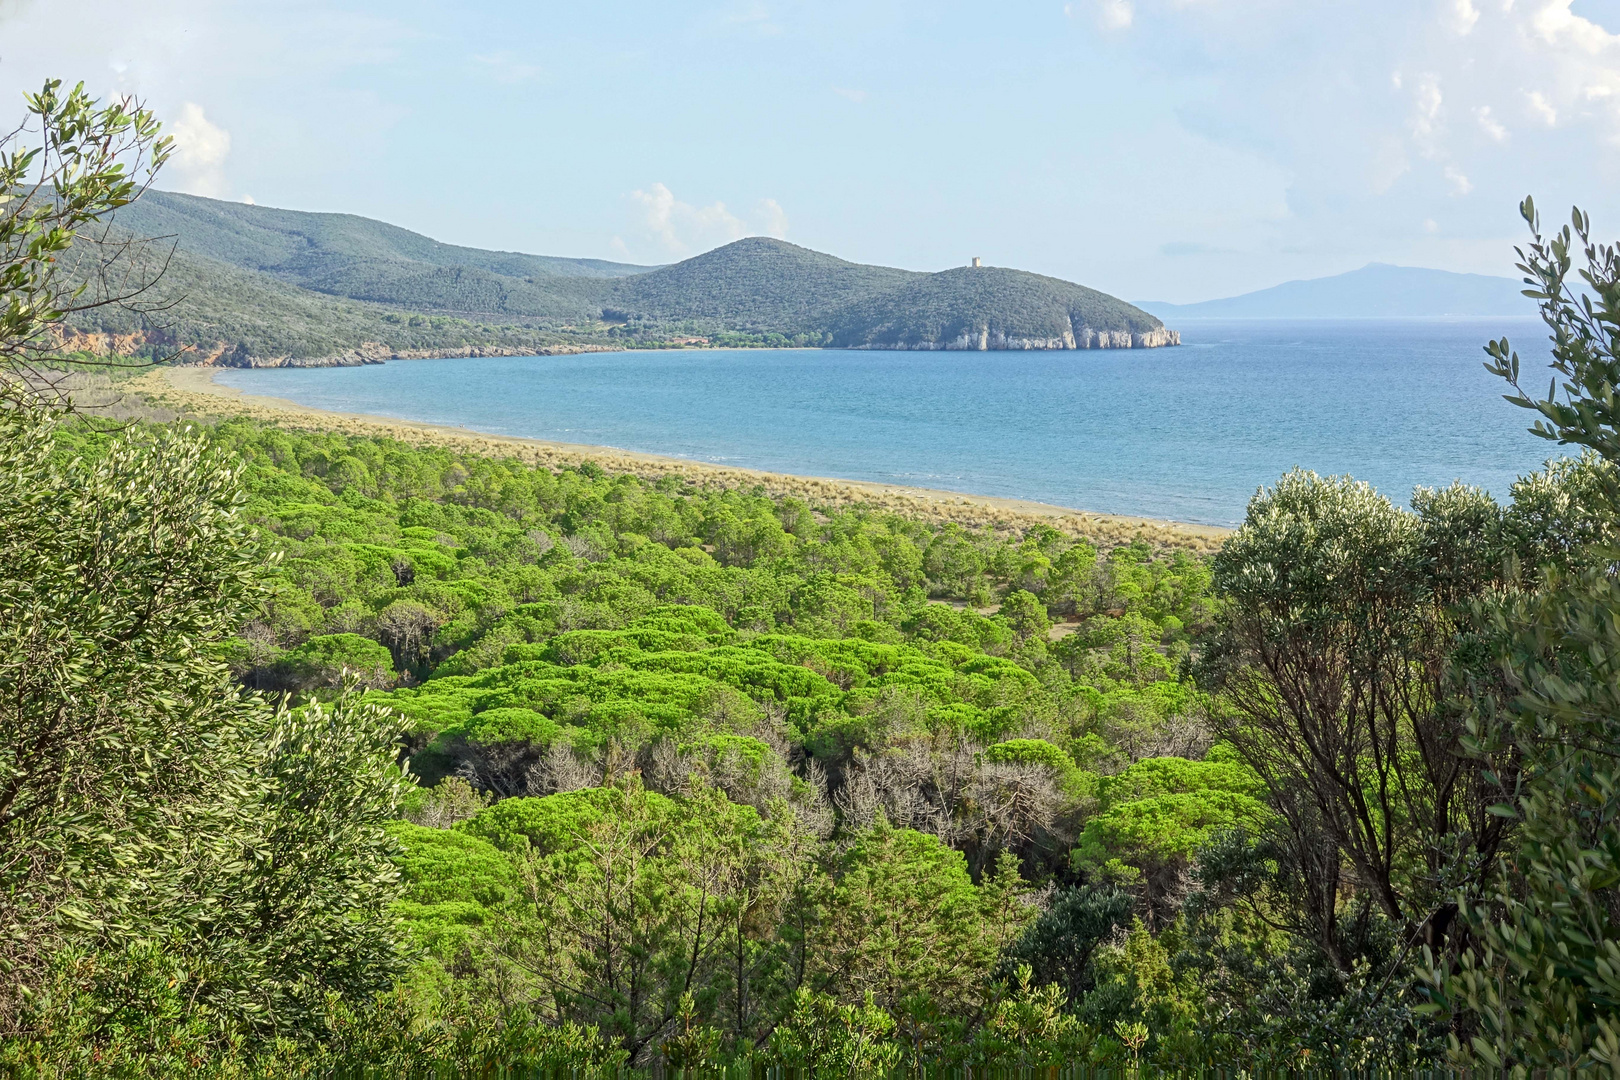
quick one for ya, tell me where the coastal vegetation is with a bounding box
[7,82,1620,1077]
[69,242,574,365]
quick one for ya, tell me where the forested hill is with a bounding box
[73,190,1174,364]
[607,237,920,327]
[112,190,653,281]
[828,266,1173,349]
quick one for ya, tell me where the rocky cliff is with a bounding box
[850,324,1180,351]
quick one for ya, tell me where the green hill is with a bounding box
[827,265,1171,349]
[63,241,578,364]
[108,190,637,324]
[604,241,1172,348]
[112,190,651,281]
[293,257,610,323]
[606,237,919,330]
[70,192,1174,363]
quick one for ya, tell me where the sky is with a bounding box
[3,0,1620,302]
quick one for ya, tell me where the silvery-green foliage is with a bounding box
[0,407,264,1025]
[0,79,172,411]
[0,407,409,1042]
[1202,469,1513,971]
[1487,198,1620,478]
[226,692,411,1034]
[1421,202,1620,1076]
[1424,570,1620,1076]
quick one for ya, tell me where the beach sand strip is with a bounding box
[130,366,1230,553]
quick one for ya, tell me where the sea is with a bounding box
[216,318,1564,527]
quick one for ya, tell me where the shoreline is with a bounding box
[130,366,1230,553]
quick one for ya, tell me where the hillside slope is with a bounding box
[61,240,586,365]
[113,190,652,280]
[73,192,1175,361]
[1137,263,1527,318]
[293,258,610,322]
[108,191,638,324]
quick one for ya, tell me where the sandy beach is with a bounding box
[129,366,1230,553]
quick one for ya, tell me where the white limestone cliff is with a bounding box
[851,323,1180,351]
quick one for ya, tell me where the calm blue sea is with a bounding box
[216,318,1564,527]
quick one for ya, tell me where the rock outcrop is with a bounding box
[51,327,153,356]
[852,324,1180,351]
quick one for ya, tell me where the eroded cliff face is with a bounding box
[52,326,160,357]
[54,326,232,365]
[850,323,1180,351]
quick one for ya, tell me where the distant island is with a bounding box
[1135,262,1528,319]
[69,191,1175,367]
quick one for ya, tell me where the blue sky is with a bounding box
[5,0,1620,301]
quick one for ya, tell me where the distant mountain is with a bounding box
[1135,263,1528,319]
[74,191,1172,364]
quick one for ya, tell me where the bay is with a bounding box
[216,317,1561,527]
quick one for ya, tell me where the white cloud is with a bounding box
[169,102,231,198]
[832,86,868,103]
[630,183,743,254]
[1530,0,1618,51]
[1527,89,1559,125]
[1096,0,1134,31]
[1424,217,1441,233]
[627,183,790,257]
[1083,0,1620,269]
[1475,104,1508,141]
[1409,73,1444,150]
[756,198,789,238]
[0,0,425,215]
[1447,0,1480,35]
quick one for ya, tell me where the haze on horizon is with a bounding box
[2,0,1618,304]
